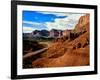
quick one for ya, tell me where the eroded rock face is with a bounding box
[32,14,90,68]
[78,14,90,26]
[63,30,71,37]
[75,14,90,32]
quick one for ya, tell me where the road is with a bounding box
[23,47,48,59]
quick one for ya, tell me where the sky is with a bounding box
[22,11,85,33]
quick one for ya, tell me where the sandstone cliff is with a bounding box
[32,14,90,68]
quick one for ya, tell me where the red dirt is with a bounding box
[32,14,90,68]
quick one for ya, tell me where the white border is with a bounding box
[17,5,94,75]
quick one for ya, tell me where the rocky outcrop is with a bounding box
[74,14,90,32]
[63,30,71,37]
[32,14,90,67]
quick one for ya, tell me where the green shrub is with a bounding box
[23,40,46,54]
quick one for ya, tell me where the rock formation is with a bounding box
[32,14,90,68]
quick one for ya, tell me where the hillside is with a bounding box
[32,14,90,68]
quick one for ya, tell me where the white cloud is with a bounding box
[38,11,71,17]
[23,13,86,32]
[23,26,35,33]
[46,13,85,30]
[23,21,40,33]
[23,21,41,25]
[46,19,67,30]
[23,21,48,30]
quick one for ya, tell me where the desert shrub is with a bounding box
[23,40,46,55]
[70,26,87,41]
[69,32,79,40]
[23,53,42,68]
[73,46,76,49]
[63,36,68,40]
[77,43,81,48]
[69,32,74,40]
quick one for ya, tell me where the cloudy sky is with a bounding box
[22,11,85,33]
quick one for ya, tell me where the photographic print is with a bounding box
[23,11,90,68]
[11,1,97,79]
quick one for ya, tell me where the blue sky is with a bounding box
[23,11,67,23]
[23,11,85,33]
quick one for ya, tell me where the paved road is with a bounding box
[23,47,48,59]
